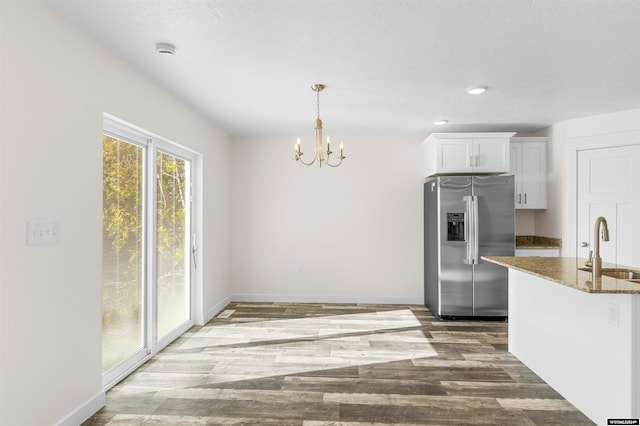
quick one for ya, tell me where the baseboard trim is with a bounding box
[199,295,233,325]
[230,294,423,305]
[199,294,423,324]
[56,391,105,426]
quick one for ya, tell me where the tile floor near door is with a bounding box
[85,302,593,425]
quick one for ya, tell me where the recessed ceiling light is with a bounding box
[466,85,488,95]
[155,42,176,55]
[433,119,449,126]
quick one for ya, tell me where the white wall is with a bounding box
[231,134,424,303]
[515,210,536,235]
[0,2,231,425]
[533,109,640,249]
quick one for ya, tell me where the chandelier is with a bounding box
[294,83,345,168]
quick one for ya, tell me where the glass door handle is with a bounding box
[192,233,198,269]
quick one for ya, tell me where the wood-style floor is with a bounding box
[84,302,593,425]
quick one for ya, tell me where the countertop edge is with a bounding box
[483,256,570,286]
[483,256,640,294]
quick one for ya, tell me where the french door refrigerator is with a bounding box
[424,175,515,318]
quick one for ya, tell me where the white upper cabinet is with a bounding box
[423,133,515,177]
[510,137,547,209]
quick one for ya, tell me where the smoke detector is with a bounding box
[155,43,176,56]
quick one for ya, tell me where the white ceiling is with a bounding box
[49,0,640,137]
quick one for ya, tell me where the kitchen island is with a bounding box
[484,256,640,425]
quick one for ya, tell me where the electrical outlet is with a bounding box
[608,302,620,326]
[27,222,59,246]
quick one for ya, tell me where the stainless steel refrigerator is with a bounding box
[424,175,515,318]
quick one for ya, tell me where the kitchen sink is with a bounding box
[578,267,640,280]
[603,269,640,280]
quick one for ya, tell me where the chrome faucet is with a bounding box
[591,216,610,278]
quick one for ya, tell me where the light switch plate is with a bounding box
[27,222,59,246]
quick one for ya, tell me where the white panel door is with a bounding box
[577,145,640,267]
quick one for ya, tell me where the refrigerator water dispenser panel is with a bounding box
[447,213,465,241]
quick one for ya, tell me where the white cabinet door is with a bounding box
[510,144,522,206]
[436,139,473,173]
[473,138,509,173]
[511,139,547,209]
[519,142,547,209]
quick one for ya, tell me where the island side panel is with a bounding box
[508,268,635,425]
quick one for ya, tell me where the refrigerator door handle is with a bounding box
[463,195,474,264]
[472,195,479,264]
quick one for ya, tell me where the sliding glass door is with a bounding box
[102,118,195,388]
[102,135,146,374]
[155,149,191,343]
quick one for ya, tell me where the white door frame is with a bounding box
[102,114,200,390]
[565,130,640,257]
